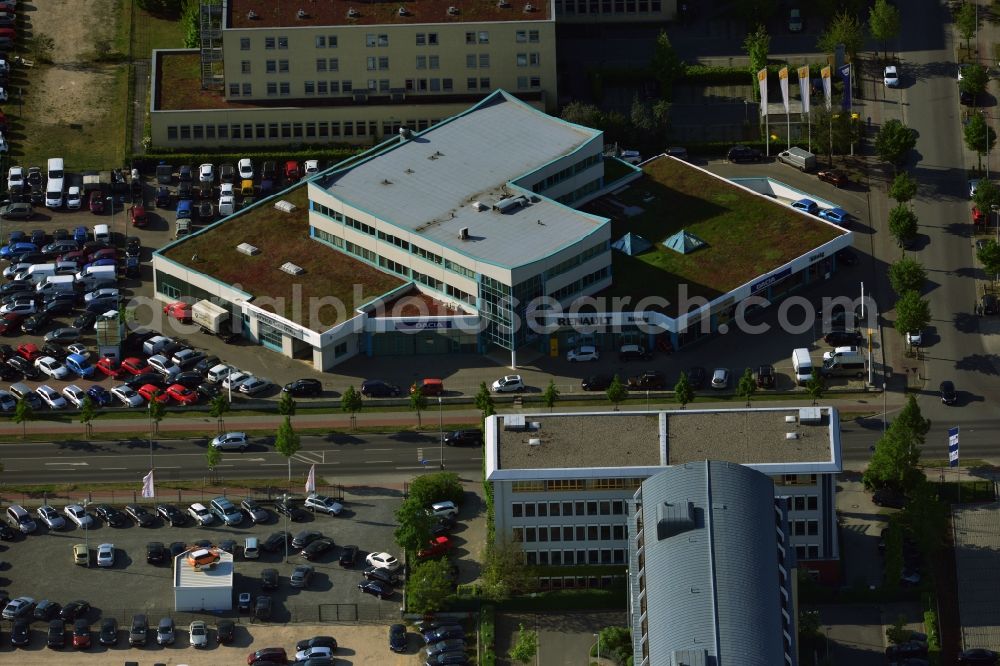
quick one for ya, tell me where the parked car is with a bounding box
[817,170,848,187]
[566,345,599,362]
[883,64,900,87]
[304,493,343,515]
[755,365,775,388]
[940,380,957,405]
[490,374,525,392]
[727,145,763,163]
[361,378,400,397]
[283,378,322,396]
[581,374,613,391]
[444,429,482,446]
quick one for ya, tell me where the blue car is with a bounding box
[791,198,819,215]
[73,226,89,245]
[86,385,113,407]
[818,207,850,226]
[65,353,95,379]
[0,241,37,259]
[7,229,24,244]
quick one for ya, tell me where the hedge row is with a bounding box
[129,146,363,171]
[680,63,829,86]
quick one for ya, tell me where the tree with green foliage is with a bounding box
[736,367,756,407]
[964,113,997,173]
[649,30,685,100]
[147,393,166,435]
[205,441,222,472]
[901,478,948,567]
[474,382,496,421]
[340,385,363,429]
[977,238,1000,278]
[79,396,97,437]
[482,539,535,600]
[409,386,428,426]
[806,373,825,405]
[508,623,539,664]
[28,33,55,64]
[592,627,634,663]
[277,390,296,417]
[886,614,911,645]
[408,557,456,615]
[875,119,917,169]
[893,393,931,449]
[960,63,989,97]
[542,379,560,412]
[974,178,1000,213]
[674,371,694,408]
[606,374,628,410]
[956,1,978,51]
[863,424,923,493]
[274,416,301,482]
[561,101,604,128]
[868,0,901,61]
[182,0,200,48]
[818,11,865,63]
[12,398,32,437]
[888,172,918,204]
[812,107,861,163]
[888,204,918,248]
[889,257,926,295]
[743,25,771,100]
[209,394,230,433]
[408,471,464,507]
[894,290,931,339]
[394,497,436,553]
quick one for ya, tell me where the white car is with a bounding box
[210,431,248,451]
[36,504,66,530]
[970,179,983,198]
[111,384,144,407]
[66,186,83,210]
[35,356,69,380]
[304,493,343,515]
[97,543,115,567]
[143,335,173,356]
[7,165,22,191]
[429,500,458,517]
[63,503,94,528]
[566,345,599,362]
[710,368,729,389]
[883,65,899,88]
[66,343,90,358]
[84,287,119,304]
[198,163,214,184]
[218,194,235,216]
[188,503,213,525]
[147,354,181,379]
[823,345,861,361]
[189,621,208,648]
[207,363,234,383]
[0,299,36,315]
[62,385,87,408]
[304,159,319,175]
[36,384,67,409]
[219,182,234,197]
[366,551,401,572]
[223,371,252,392]
[238,376,271,395]
[491,374,525,393]
[2,262,30,279]
[295,647,334,661]
[1,596,35,620]
[906,330,923,346]
[238,158,253,180]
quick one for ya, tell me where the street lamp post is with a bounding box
[82,499,92,569]
[147,402,154,470]
[282,493,289,563]
[594,633,601,662]
[438,396,444,470]
[992,204,1000,244]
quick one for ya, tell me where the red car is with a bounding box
[88,190,105,214]
[817,170,848,188]
[88,248,117,263]
[16,343,41,361]
[138,384,169,404]
[95,356,122,378]
[163,301,191,323]
[59,250,86,266]
[284,160,300,181]
[417,536,453,559]
[121,357,152,376]
[72,620,91,649]
[129,205,147,227]
[0,312,21,335]
[166,383,198,405]
[973,206,987,226]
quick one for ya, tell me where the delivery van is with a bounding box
[792,348,813,385]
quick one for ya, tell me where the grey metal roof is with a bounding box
[319,90,607,269]
[632,461,786,666]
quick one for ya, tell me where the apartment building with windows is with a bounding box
[629,461,798,666]
[149,0,557,148]
[485,406,843,585]
[554,0,677,23]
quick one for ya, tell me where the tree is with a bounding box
[875,119,917,169]
[474,382,496,421]
[868,0,901,61]
[863,425,922,492]
[893,394,931,449]
[594,627,634,664]
[650,30,685,99]
[205,441,222,472]
[340,385,363,429]
[977,239,1000,278]
[394,497,435,553]
[888,204,918,248]
[277,391,296,417]
[964,113,997,173]
[888,172,918,204]
[542,379,560,412]
[888,256,926,295]
[409,386,428,427]
[147,393,166,435]
[407,557,456,615]
[674,371,694,408]
[974,178,1000,213]
[606,374,628,410]
[956,1,978,51]
[901,478,948,566]
[79,396,97,437]
[482,540,535,600]
[736,367,756,406]
[508,623,539,664]
[209,394,230,433]
[813,107,862,161]
[743,25,771,101]
[886,614,911,645]
[28,33,55,64]
[806,373,825,405]
[408,471,463,507]
[894,290,931,339]
[561,101,604,128]
[274,415,301,482]
[960,64,989,97]
[818,12,865,63]
[12,398,33,437]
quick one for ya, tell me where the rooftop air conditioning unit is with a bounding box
[347,7,360,17]
[471,201,486,211]
[458,227,470,240]
[398,6,409,15]
[528,438,541,447]
[398,127,413,139]
[798,407,822,424]
[524,2,535,10]
[280,262,305,275]
[447,5,459,14]
[296,8,308,19]
[274,200,296,213]
[236,243,260,256]
[498,0,511,6]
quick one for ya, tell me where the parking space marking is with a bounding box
[101,467,126,470]
[45,461,88,465]
[365,460,392,464]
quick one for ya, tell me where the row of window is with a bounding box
[523,549,626,566]
[790,495,819,512]
[544,241,608,281]
[511,477,643,492]
[166,118,401,142]
[796,544,820,560]
[228,76,542,100]
[534,153,603,193]
[555,0,664,13]
[239,30,542,53]
[791,519,819,537]
[513,524,627,543]
[554,176,604,205]
[549,266,610,302]
[512,499,626,518]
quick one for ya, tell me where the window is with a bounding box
[266,60,276,73]
[443,78,453,91]
[317,81,328,94]
[367,79,377,91]
[229,83,240,96]
[378,34,388,46]
[329,58,339,71]
[807,496,818,511]
[517,54,528,67]
[530,53,540,65]
[518,76,528,89]
[478,31,489,43]
[330,81,339,93]
[318,122,329,137]
[429,78,440,91]
[575,501,585,515]
[524,503,535,518]
[600,501,610,515]
[218,124,228,139]
[277,36,288,49]
[304,81,315,95]
[563,502,573,515]
[512,527,524,542]
[378,56,389,70]
[241,60,251,74]
[166,126,177,140]
[416,33,426,45]
[366,33,388,46]
[512,504,523,518]
[328,35,338,47]
[281,122,291,137]
[265,37,275,50]
[794,497,805,511]
[548,502,560,517]
[465,32,476,44]
[379,79,389,92]
[807,545,819,559]
[600,525,611,540]
[525,528,536,543]
[255,123,265,138]
[575,526,585,541]
[466,54,476,68]
[343,80,352,92]
[240,37,250,50]
[529,30,539,42]
[315,35,326,48]
[807,520,818,536]
[206,125,215,139]
[242,83,251,95]
[367,56,376,71]
[279,82,290,95]
[179,125,190,139]
[428,33,438,44]
[612,500,624,515]
[551,551,562,565]
[266,82,277,96]
[467,78,477,90]
[587,501,598,516]
[516,30,527,42]
[530,76,540,88]
[563,526,573,541]
[268,123,278,138]
[429,55,439,69]
[416,55,427,69]
[538,527,548,542]
[537,503,547,518]
[316,59,327,72]
[231,124,241,139]
[479,53,490,68]
[480,77,490,89]
[334,341,349,357]
[550,526,560,541]
[278,60,289,73]
[612,525,625,540]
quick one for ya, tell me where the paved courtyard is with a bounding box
[953,502,1000,650]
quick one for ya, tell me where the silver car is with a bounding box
[210,432,248,451]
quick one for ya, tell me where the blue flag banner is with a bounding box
[948,426,960,467]
[839,64,851,110]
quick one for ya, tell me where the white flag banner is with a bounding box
[798,65,811,114]
[757,68,768,116]
[305,464,316,493]
[821,65,832,110]
[779,67,790,113]
[141,470,155,498]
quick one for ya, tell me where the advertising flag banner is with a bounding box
[141,470,155,498]
[839,63,851,110]
[798,65,811,114]
[758,68,769,115]
[305,464,316,493]
[779,67,790,113]
[948,427,960,467]
[821,65,832,110]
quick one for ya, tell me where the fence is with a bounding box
[0,483,345,508]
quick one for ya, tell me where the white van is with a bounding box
[792,348,813,385]
[22,263,56,285]
[36,274,76,295]
[45,157,65,209]
[777,147,817,172]
[47,157,65,179]
[93,224,110,244]
[820,352,866,378]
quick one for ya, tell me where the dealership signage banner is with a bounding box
[821,66,832,110]
[948,427,960,467]
[751,267,793,295]
[798,65,810,113]
[394,320,454,330]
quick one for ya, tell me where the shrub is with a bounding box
[408,471,463,507]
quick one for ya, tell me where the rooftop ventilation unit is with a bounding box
[346,7,360,17]
[447,5,460,14]
[785,432,799,440]
[505,414,526,431]
[458,227,470,240]
[524,2,536,10]
[798,407,822,424]
[498,0,511,6]
[784,415,796,423]
[471,201,486,211]
[528,438,541,447]
[280,262,304,275]
[274,200,296,213]
[236,243,260,256]
[296,8,308,19]
[398,6,409,15]
[494,195,527,213]
[398,126,413,140]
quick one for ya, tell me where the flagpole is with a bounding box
[849,63,854,157]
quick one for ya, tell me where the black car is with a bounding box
[156,503,186,526]
[99,617,118,646]
[173,370,203,388]
[959,648,998,665]
[261,532,291,552]
[824,330,863,346]
[261,567,279,590]
[127,372,165,389]
[73,311,97,331]
[727,145,763,163]
[301,538,334,560]
[872,488,906,509]
[21,313,52,335]
[41,342,69,361]
[275,499,308,522]
[146,541,166,564]
[0,281,30,296]
[363,565,401,586]
[95,503,127,527]
[961,89,980,106]
[46,619,65,648]
[198,382,221,401]
[292,529,323,549]
[982,293,998,315]
[432,516,457,537]
[122,329,158,355]
[940,380,957,405]
[125,236,141,258]
[11,617,30,645]
[125,256,141,278]
[296,635,339,651]
[339,544,359,567]
[53,228,69,241]
[443,429,482,446]
[283,378,323,397]
[169,541,187,557]
[194,354,221,376]
[154,186,171,208]
[29,229,46,246]
[389,623,407,652]
[59,600,90,621]
[6,356,37,380]
[125,503,155,527]
[581,374,612,391]
[34,599,61,621]
[885,641,928,661]
[628,371,666,390]
[686,366,706,389]
[358,580,393,599]
[756,365,775,389]
[254,595,272,620]
[174,351,206,370]
[422,625,465,645]
[217,619,236,644]
[618,345,651,361]
[361,379,401,397]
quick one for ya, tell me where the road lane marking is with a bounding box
[45,462,88,466]
[366,448,391,451]
[364,460,392,463]
[101,467,126,471]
